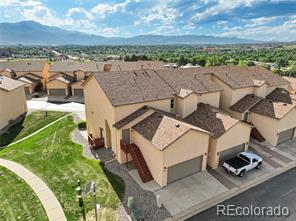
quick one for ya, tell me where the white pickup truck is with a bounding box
[223,152,263,177]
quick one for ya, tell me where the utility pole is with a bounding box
[93,183,98,221]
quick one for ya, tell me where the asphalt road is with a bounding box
[187,167,296,221]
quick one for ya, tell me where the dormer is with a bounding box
[253,79,268,98]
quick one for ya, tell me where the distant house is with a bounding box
[0,76,27,130]
[48,60,166,102]
[0,60,50,94]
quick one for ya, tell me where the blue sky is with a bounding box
[0,0,296,41]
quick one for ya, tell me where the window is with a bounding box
[170,98,174,109]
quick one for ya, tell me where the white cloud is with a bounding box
[191,0,263,21]
[0,0,42,7]
[90,0,141,18]
[67,7,94,20]
[221,15,296,41]
[134,1,178,26]
[244,16,280,27]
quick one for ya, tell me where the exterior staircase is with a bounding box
[129,144,153,183]
[251,127,266,142]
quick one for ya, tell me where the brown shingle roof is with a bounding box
[0,76,24,91]
[183,103,239,138]
[132,111,209,150]
[93,70,175,106]
[266,88,296,105]
[50,61,99,72]
[0,60,47,72]
[207,66,289,89]
[250,98,296,119]
[230,94,263,113]
[156,68,222,94]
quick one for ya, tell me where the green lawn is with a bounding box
[0,166,48,221]
[0,115,124,221]
[0,111,68,147]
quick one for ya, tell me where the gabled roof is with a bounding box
[156,68,222,94]
[132,110,209,150]
[93,70,175,106]
[92,68,222,106]
[250,98,296,119]
[0,76,24,91]
[207,66,289,89]
[0,60,47,72]
[183,103,240,138]
[230,94,263,113]
[266,88,296,104]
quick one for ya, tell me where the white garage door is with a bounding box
[278,128,295,145]
[49,89,66,96]
[167,156,202,183]
[219,144,245,165]
[73,89,84,96]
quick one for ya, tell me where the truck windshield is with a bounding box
[239,154,250,163]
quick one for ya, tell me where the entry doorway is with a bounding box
[105,120,112,148]
[122,129,130,144]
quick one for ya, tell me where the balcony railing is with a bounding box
[88,134,105,148]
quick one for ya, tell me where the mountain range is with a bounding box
[0,21,260,45]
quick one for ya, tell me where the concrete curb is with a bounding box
[164,161,296,221]
[0,158,67,221]
[0,113,72,149]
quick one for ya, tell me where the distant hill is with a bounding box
[0,21,260,45]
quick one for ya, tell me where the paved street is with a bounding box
[187,167,296,221]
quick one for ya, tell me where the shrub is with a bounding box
[32,92,39,98]
[77,121,86,129]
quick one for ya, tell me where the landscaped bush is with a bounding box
[77,121,86,129]
[32,92,39,98]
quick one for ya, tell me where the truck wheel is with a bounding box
[239,171,245,177]
[256,163,262,169]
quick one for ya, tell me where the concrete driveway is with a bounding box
[154,171,228,216]
[274,139,296,158]
[27,100,86,120]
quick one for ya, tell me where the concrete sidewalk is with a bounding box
[0,159,67,221]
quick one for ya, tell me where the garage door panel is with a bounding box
[73,89,84,96]
[278,128,295,145]
[167,156,202,183]
[49,89,66,96]
[219,144,245,165]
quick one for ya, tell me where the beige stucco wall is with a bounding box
[248,112,279,146]
[231,87,254,107]
[47,80,69,96]
[198,91,221,107]
[74,70,86,80]
[253,84,268,98]
[278,108,296,139]
[175,93,197,118]
[132,129,209,187]
[0,86,27,130]
[212,77,234,110]
[207,122,251,168]
[163,130,209,186]
[114,99,171,122]
[131,130,164,186]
